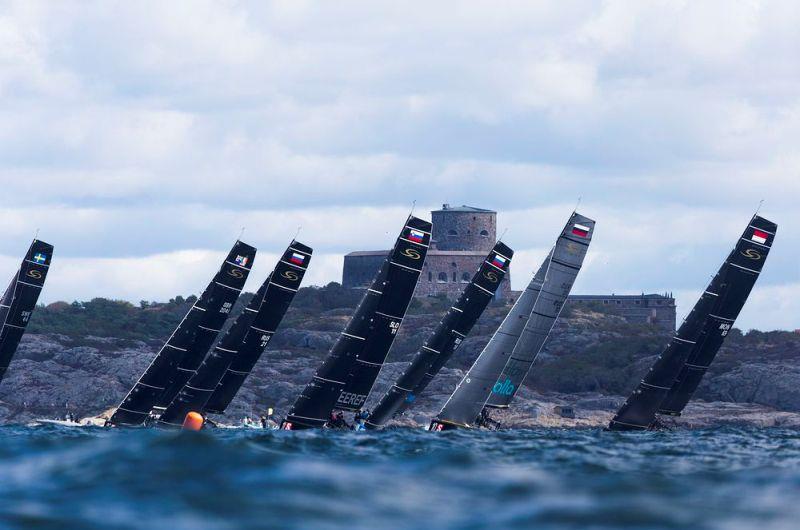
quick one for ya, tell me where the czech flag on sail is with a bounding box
[234,255,249,267]
[491,254,507,269]
[751,229,769,245]
[408,229,426,244]
[572,223,591,238]
[289,252,306,266]
[33,253,47,264]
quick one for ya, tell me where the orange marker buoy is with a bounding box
[182,411,204,431]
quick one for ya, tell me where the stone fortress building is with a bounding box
[342,204,677,330]
[343,205,512,299]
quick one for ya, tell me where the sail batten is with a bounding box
[282,216,431,430]
[0,240,54,385]
[108,240,256,426]
[366,242,514,429]
[609,215,777,430]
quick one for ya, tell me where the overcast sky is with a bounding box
[0,1,797,330]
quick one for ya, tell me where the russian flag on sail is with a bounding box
[572,223,591,238]
[491,254,507,269]
[289,252,306,266]
[408,229,426,244]
[751,229,769,245]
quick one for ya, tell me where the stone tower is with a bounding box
[431,204,496,252]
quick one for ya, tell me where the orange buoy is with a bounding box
[182,411,204,431]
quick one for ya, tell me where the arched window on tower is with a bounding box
[428,271,433,282]
[438,272,448,283]
[480,230,489,237]
[461,272,470,282]
[453,271,457,282]
[447,229,457,236]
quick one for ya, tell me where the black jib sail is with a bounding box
[159,241,312,425]
[485,213,594,409]
[365,242,514,429]
[0,240,53,385]
[431,213,595,430]
[282,216,431,430]
[108,240,256,426]
[609,215,777,431]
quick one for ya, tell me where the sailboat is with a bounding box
[365,241,513,429]
[107,240,256,426]
[281,216,431,430]
[0,240,54,385]
[430,212,595,430]
[159,241,312,426]
[609,215,777,431]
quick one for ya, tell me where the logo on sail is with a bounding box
[492,378,515,396]
[402,248,421,260]
[484,271,499,283]
[228,268,245,279]
[26,270,43,280]
[282,270,299,282]
[741,248,762,261]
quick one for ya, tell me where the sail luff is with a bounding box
[0,240,53,384]
[485,212,594,408]
[282,216,431,430]
[365,242,514,428]
[609,215,777,431]
[108,240,256,426]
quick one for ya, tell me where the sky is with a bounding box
[0,1,798,331]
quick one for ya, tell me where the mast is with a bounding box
[609,215,777,431]
[485,212,594,409]
[365,241,513,428]
[282,216,431,430]
[0,240,53,385]
[108,240,256,426]
[431,213,594,430]
[160,241,311,424]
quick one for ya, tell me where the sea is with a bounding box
[0,424,798,530]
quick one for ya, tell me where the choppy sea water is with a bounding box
[0,424,798,530]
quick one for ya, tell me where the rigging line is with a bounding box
[294,225,302,241]
[410,200,416,217]
[33,228,40,241]
[573,196,582,214]
[755,199,764,217]
[498,228,508,244]
[237,226,246,241]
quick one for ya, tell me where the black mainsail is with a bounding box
[282,216,431,430]
[365,242,513,428]
[159,241,311,425]
[431,213,594,430]
[108,240,256,426]
[0,240,53,385]
[485,213,594,409]
[609,215,777,431]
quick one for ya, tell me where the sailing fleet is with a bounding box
[0,209,779,432]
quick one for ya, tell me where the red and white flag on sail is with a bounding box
[751,229,769,245]
[572,223,590,238]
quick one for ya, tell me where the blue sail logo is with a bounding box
[492,378,515,396]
